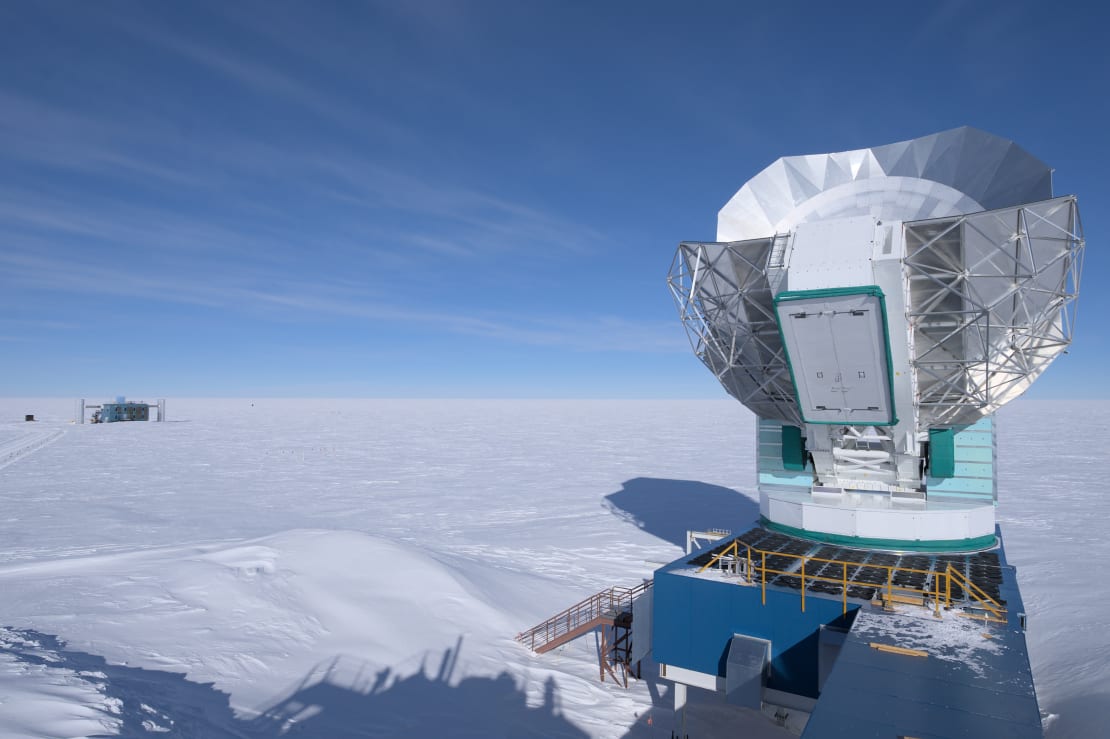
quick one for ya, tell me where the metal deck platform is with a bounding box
[802,553,1039,738]
[689,526,1005,604]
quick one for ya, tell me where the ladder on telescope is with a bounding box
[768,233,789,267]
[767,232,792,292]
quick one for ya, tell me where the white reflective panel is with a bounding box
[904,196,1082,427]
[668,239,802,425]
[786,215,876,291]
[775,292,894,425]
[718,126,1052,243]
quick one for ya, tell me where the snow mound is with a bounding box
[0,529,521,729]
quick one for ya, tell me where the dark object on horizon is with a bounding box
[24,414,34,422]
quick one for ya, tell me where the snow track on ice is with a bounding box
[0,429,64,471]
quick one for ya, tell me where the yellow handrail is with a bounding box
[945,565,1005,620]
[695,539,1006,621]
[696,540,739,573]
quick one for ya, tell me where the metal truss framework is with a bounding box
[904,196,1084,427]
[668,239,801,426]
[669,196,1083,432]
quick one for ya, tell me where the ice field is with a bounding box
[0,398,1104,738]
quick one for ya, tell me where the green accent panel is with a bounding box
[956,446,994,463]
[929,428,956,477]
[771,285,898,427]
[781,425,806,470]
[926,476,994,494]
[774,285,887,302]
[760,517,998,553]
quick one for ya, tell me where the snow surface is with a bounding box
[0,398,1103,738]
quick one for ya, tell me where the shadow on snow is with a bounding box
[604,477,760,548]
[249,637,587,738]
[2,481,763,737]
[0,630,588,738]
[0,627,241,737]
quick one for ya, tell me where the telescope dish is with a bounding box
[669,127,1083,550]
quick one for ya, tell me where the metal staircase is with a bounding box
[515,581,651,686]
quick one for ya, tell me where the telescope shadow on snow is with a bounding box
[0,630,588,738]
[248,637,588,738]
[604,477,760,548]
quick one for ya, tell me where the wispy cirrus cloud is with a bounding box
[0,4,652,376]
[0,82,602,261]
[0,248,682,353]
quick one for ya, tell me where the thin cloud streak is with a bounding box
[110,18,418,149]
[0,88,604,261]
[0,251,682,354]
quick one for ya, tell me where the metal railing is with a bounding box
[697,541,1006,622]
[515,581,652,653]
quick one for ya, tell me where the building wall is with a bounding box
[101,403,150,422]
[652,565,857,697]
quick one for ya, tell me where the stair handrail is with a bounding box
[515,581,652,652]
[945,564,1006,620]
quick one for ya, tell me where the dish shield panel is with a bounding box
[904,195,1082,426]
[669,238,802,425]
[775,288,895,425]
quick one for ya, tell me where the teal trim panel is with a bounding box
[775,285,887,302]
[926,415,996,503]
[953,462,993,478]
[758,417,812,490]
[761,517,998,553]
[952,446,993,463]
[929,428,956,477]
[927,476,994,494]
[759,472,814,487]
[781,425,806,470]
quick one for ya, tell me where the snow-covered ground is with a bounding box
[0,398,1103,738]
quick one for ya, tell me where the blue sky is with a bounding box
[1,1,1107,398]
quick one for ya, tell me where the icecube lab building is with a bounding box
[653,127,1082,736]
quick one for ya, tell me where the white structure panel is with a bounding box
[802,505,856,537]
[767,495,804,529]
[660,663,721,692]
[786,216,876,290]
[763,487,995,545]
[967,504,996,537]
